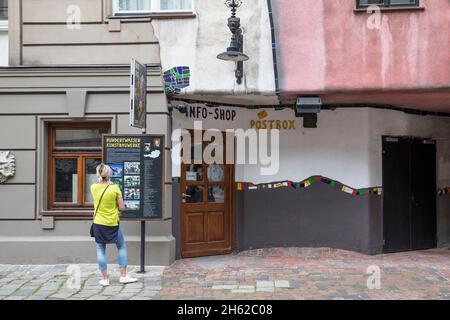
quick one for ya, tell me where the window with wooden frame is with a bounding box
[356,0,419,8]
[47,123,110,209]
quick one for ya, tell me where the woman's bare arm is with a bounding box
[117,197,126,211]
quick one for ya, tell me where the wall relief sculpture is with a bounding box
[0,151,16,183]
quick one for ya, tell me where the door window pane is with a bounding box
[186,164,203,181]
[186,185,204,203]
[207,164,224,182]
[208,186,225,203]
[84,158,101,203]
[55,128,107,148]
[55,158,78,203]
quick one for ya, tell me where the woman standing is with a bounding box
[91,163,137,286]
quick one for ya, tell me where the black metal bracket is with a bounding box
[235,30,244,84]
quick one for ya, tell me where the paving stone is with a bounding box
[1,248,450,300]
[24,296,47,300]
[102,286,122,295]
[256,281,274,288]
[121,282,143,289]
[38,285,61,291]
[212,284,238,290]
[231,285,255,293]
[0,289,20,296]
[134,290,159,297]
[69,294,94,300]
[275,280,290,288]
[256,286,275,293]
[114,294,136,299]
[13,289,37,296]
[50,292,75,299]
[87,295,110,300]
[143,285,162,290]
[121,288,142,294]
[129,296,151,300]
[3,296,27,300]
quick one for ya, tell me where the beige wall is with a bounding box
[0,66,175,265]
[1,0,175,265]
[9,0,160,65]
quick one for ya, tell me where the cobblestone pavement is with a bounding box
[0,248,449,300]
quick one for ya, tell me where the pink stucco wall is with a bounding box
[273,0,450,111]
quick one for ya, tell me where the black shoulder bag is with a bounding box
[90,185,110,238]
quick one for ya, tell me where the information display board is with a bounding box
[103,134,164,220]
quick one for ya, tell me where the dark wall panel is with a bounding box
[235,183,383,255]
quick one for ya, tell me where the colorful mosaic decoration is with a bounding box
[236,176,382,196]
[163,66,191,95]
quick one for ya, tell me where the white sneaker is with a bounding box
[119,275,138,284]
[98,278,110,287]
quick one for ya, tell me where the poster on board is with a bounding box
[130,58,147,129]
[103,134,164,220]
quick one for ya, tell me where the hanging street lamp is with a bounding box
[217,0,249,84]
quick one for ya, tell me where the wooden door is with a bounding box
[180,131,234,258]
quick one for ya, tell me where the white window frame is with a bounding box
[112,0,193,15]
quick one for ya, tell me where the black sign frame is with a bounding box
[102,134,165,221]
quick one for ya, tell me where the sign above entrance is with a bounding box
[183,105,237,122]
[173,104,299,132]
[103,134,164,220]
[130,59,147,130]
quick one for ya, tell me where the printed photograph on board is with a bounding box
[108,164,123,177]
[124,188,140,200]
[124,162,140,175]
[124,175,140,187]
[124,200,140,211]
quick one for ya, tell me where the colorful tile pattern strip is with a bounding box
[163,66,191,95]
[237,177,450,197]
[236,176,382,196]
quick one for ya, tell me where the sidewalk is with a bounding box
[0,248,449,300]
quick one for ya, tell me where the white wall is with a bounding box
[172,106,450,189]
[172,106,372,188]
[151,0,277,102]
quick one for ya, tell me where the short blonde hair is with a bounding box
[96,163,111,182]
